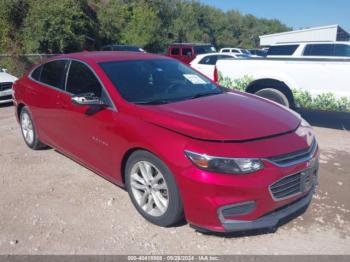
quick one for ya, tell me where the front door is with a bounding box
[57,60,119,178]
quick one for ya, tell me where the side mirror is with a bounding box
[71,93,106,107]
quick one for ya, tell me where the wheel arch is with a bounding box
[120,147,154,185]
[245,78,296,108]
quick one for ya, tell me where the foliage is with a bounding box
[21,0,98,53]
[292,89,350,112]
[0,0,290,55]
[217,75,350,112]
[218,73,253,92]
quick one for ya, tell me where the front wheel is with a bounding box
[255,88,290,107]
[125,150,184,227]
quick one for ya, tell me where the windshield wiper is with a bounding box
[133,99,171,105]
[189,91,222,100]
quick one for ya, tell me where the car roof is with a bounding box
[51,51,168,64]
[170,43,213,46]
[196,52,237,58]
[271,41,350,46]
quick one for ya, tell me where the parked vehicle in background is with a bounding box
[249,49,268,57]
[167,43,216,64]
[267,42,350,58]
[101,45,145,52]
[0,68,17,104]
[13,51,318,233]
[216,57,350,108]
[219,48,251,56]
[190,53,249,79]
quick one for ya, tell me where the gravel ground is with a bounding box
[0,104,349,255]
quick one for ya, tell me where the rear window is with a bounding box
[267,45,299,56]
[39,60,68,90]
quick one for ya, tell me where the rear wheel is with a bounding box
[255,88,290,107]
[125,150,184,227]
[20,107,46,150]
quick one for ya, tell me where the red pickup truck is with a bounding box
[166,43,216,64]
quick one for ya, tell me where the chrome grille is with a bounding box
[267,138,317,167]
[0,82,12,92]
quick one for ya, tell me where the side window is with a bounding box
[40,60,68,90]
[221,49,229,53]
[31,65,43,81]
[334,44,350,57]
[199,55,217,65]
[219,55,234,60]
[66,61,102,97]
[303,44,334,56]
[231,50,239,53]
[171,48,180,55]
[267,45,299,56]
[182,48,193,56]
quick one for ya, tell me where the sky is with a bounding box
[199,0,350,32]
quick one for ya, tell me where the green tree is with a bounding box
[22,0,97,53]
[0,0,29,53]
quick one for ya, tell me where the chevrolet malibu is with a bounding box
[13,52,319,233]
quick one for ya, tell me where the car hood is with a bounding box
[138,92,301,142]
[0,72,17,83]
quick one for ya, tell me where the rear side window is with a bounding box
[199,55,218,65]
[40,60,68,90]
[303,44,334,56]
[334,44,350,57]
[171,48,180,55]
[267,45,299,56]
[182,48,192,56]
[66,61,102,97]
[199,55,233,65]
[221,49,230,53]
[31,66,42,81]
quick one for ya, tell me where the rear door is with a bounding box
[27,60,69,147]
[181,47,194,64]
[57,60,119,177]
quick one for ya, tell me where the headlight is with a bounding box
[184,150,264,174]
[300,118,311,127]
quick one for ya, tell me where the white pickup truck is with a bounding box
[216,57,350,109]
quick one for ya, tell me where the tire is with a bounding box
[255,88,290,107]
[20,106,47,150]
[125,150,184,227]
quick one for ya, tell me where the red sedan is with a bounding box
[13,51,319,233]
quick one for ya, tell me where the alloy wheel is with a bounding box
[130,161,169,217]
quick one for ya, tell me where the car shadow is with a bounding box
[296,108,350,131]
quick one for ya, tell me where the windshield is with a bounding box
[194,45,216,54]
[99,59,222,104]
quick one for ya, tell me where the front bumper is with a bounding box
[220,187,314,232]
[0,89,13,104]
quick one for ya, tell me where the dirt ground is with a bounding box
[0,104,350,255]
